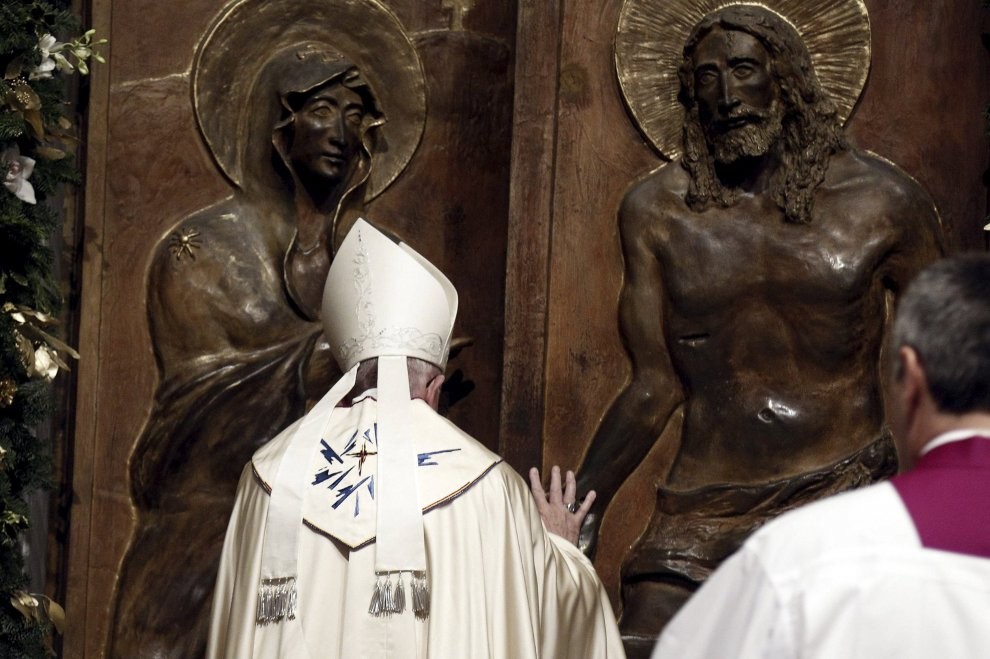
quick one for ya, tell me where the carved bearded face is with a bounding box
[691,27,783,164]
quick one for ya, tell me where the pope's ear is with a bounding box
[425,374,445,410]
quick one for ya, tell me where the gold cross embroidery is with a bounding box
[345,442,378,476]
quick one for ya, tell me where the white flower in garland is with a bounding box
[15,330,59,382]
[2,146,37,205]
[29,34,74,80]
[29,30,106,80]
[29,345,60,382]
[69,31,96,75]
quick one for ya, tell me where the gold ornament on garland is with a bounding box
[4,303,79,382]
[2,31,106,140]
[0,379,15,408]
[2,78,45,139]
[10,591,65,632]
[10,590,65,654]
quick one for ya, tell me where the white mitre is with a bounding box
[256,218,459,627]
[323,217,457,371]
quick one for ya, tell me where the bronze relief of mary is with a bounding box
[110,0,425,656]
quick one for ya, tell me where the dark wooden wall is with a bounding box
[65,0,987,654]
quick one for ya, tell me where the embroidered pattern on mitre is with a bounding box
[322,218,457,373]
[335,236,445,367]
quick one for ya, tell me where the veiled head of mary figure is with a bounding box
[246,43,386,197]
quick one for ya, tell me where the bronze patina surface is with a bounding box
[577,5,944,655]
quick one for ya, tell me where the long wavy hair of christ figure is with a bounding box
[677,5,848,224]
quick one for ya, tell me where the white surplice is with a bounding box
[207,397,623,658]
[651,480,990,659]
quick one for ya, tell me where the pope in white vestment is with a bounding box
[207,219,623,658]
[208,397,622,658]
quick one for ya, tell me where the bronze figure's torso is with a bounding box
[577,6,944,656]
[639,150,926,488]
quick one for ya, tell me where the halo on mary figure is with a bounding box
[192,0,426,201]
[615,0,871,160]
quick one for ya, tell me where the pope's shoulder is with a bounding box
[250,414,306,483]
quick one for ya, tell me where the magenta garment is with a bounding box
[892,436,990,558]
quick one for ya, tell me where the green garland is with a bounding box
[0,1,103,655]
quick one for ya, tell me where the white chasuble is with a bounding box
[207,398,624,658]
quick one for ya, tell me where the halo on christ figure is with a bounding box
[615,0,871,160]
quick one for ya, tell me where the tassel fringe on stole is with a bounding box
[368,571,430,619]
[256,572,429,624]
[256,576,298,624]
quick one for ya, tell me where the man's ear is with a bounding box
[424,374,445,411]
[898,346,927,422]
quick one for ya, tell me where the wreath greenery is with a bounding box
[0,1,103,655]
